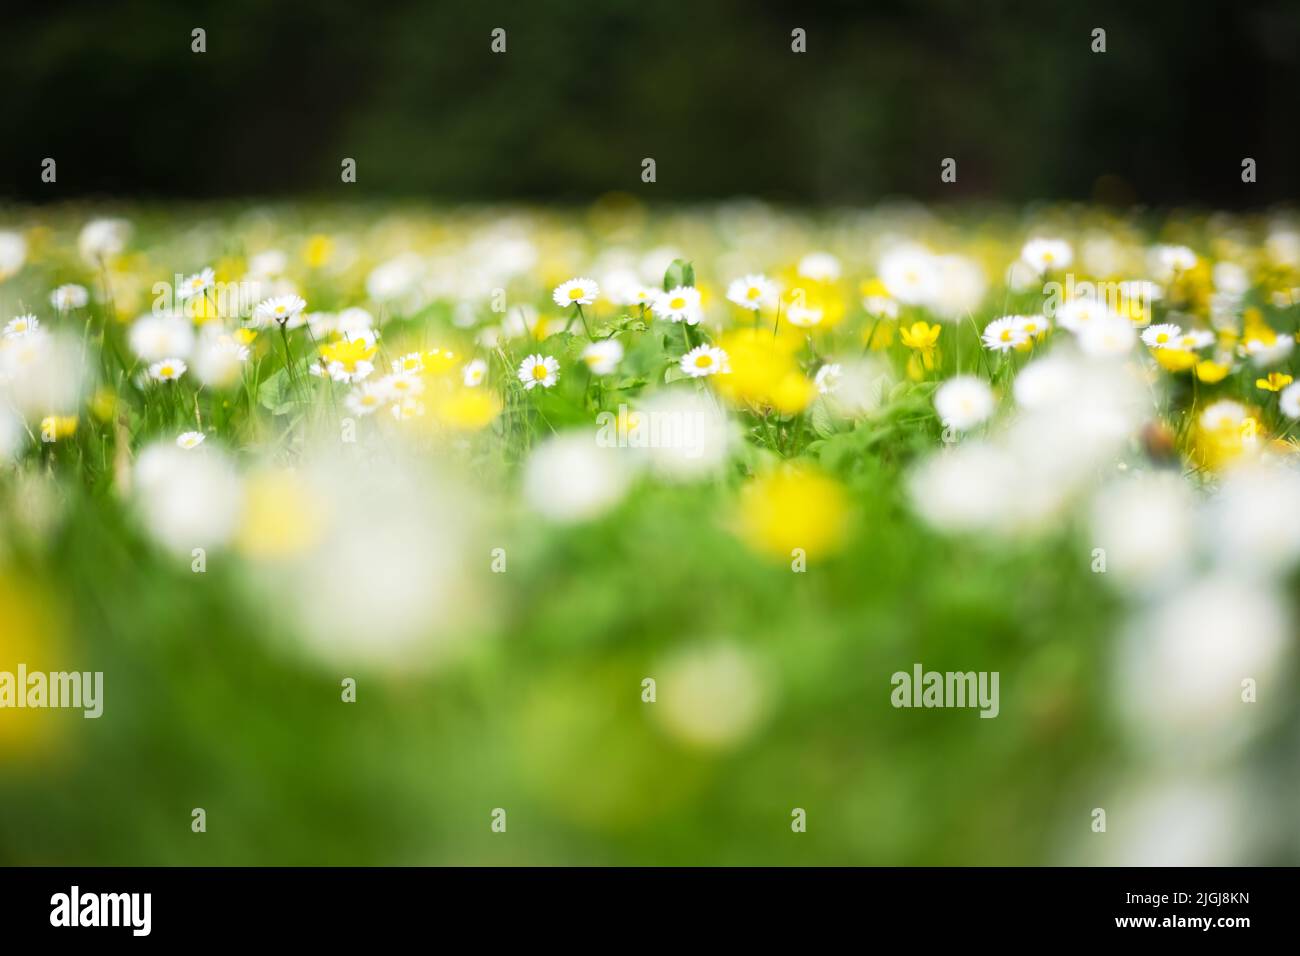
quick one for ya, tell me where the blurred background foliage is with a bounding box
[2,0,1298,206]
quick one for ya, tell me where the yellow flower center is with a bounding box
[694,354,713,368]
[670,297,686,310]
[746,287,761,300]
[532,363,549,380]
[568,288,584,300]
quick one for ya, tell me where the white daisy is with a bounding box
[652,286,703,324]
[1280,382,1300,419]
[176,431,206,450]
[1200,400,1246,431]
[149,358,187,382]
[934,375,995,431]
[814,363,843,394]
[252,294,307,327]
[982,316,1029,352]
[679,344,728,378]
[378,371,424,398]
[3,314,38,338]
[311,359,374,384]
[582,339,624,375]
[552,277,599,308]
[462,358,488,387]
[1141,323,1184,349]
[392,352,424,374]
[177,267,215,301]
[345,383,387,416]
[726,274,776,311]
[1021,238,1073,275]
[50,284,89,311]
[518,353,560,390]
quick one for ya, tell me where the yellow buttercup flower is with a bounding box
[1256,372,1293,392]
[318,336,377,373]
[899,321,941,352]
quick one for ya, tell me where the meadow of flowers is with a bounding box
[2,200,1300,865]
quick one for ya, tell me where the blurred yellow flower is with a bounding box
[236,470,324,559]
[1256,372,1292,392]
[1153,348,1197,372]
[434,387,501,431]
[736,466,849,560]
[304,234,334,269]
[1195,360,1231,383]
[39,416,78,441]
[712,328,813,413]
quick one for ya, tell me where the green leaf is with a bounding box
[663,258,696,291]
[664,364,689,383]
[257,369,296,416]
[810,397,838,439]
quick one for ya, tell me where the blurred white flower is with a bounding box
[132,440,243,555]
[934,375,994,431]
[192,331,250,388]
[879,245,941,306]
[654,643,768,749]
[1090,472,1195,590]
[0,230,26,280]
[1205,463,1300,577]
[1077,315,1136,358]
[523,431,630,522]
[50,284,89,311]
[129,314,195,362]
[78,218,131,264]
[582,339,624,375]
[1119,573,1288,736]
[1150,244,1198,279]
[797,251,841,282]
[629,389,735,481]
[1020,237,1073,274]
